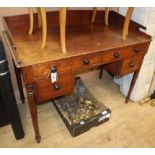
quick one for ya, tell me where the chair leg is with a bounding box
[122,7,134,41]
[40,7,47,49]
[59,7,67,54]
[28,8,33,35]
[91,7,109,26]
[91,7,97,23]
[105,8,109,26]
[37,7,42,28]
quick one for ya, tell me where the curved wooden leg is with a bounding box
[91,7,97,23]
[28,8,33,35]
[37,7,42,28]
[59,7,67,54]
[105,7,109,26]
[122,7,134,41]
[125,69,140,103]
[40,7,47,49]
[26,84,41,143]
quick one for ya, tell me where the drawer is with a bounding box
[104,61,122,76]
[71,53,101,71]
[120,55,143,75]
[32,59,72,80]
[101,47,132,64]
[131,43,149,56]
[35,75,75,102]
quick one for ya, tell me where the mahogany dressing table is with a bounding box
[2,10,151,143]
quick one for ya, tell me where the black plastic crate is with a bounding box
[53,77,111,137]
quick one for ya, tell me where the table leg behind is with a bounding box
[99,66,104,79]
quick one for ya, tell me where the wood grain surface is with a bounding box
[3,10,151,67]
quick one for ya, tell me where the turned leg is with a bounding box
[40,7,47,49]
[105,8,109,26]
[37,7,42,28]
[122,7,134,41]
[59,7,67,54]
[91,7,97,23]
[26,84,41,143]
[28,8,33,35]
[13,63,25,103]
[125,69,140,103]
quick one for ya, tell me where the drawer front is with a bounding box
[101,47,132,64]
[35,75,75,102]
[32,59,72,80]
[120,55,143,75]
[104,61,122,76]
[71,53,101,71]
[132,43,149,56]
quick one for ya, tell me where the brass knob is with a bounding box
[114,52,119,58]
[83,58,90,65]
[130,63,135,68]
[134,48,140,53]
[54,84,60,90]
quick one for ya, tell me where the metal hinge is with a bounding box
[26,84,36,96]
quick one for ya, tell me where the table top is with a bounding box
[3,10,151,68]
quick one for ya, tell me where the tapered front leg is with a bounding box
[26,84,41,143]
[125,69,140,103]
[59,7,67,54]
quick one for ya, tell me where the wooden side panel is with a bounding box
[104,61,122,76]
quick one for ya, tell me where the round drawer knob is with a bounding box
[51,66,57,72]
[134,48,140,53]
[129,63,135,68]
[54,84,60,90]
[83,58,90,65]
[114,52,119,58]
